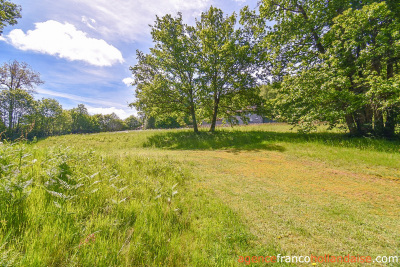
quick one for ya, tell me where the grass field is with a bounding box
[1,124,399,266]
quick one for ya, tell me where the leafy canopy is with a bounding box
[250,0,400,136]
[0,0,21,34]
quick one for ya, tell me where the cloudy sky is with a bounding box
[0,0,259,119]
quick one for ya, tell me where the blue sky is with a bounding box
[0,0,259,119]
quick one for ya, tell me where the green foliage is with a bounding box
[70,104,96,134]
[143,115,185,130]
[28,98,63,137]
[0,89,36,137]
[57,110,73,134]
[94,113,125,132]
[0,0,21,34]
[131,13,200,132]
[196,7,261,131]
[322,2,400,136]
[143,116,156,130]
[0,61,43,138]
[253,0,400,137]
[0,60,142,139]
[124,115,142,130]
[154,116,181,129]
[130,7,262,133]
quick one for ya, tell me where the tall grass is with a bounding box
[0,142,267,266]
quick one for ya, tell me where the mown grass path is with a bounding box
[184,150,400,258]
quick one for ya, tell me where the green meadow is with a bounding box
[1,124,399,266]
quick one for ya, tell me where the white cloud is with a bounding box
[122,77,134,86]
[87,106,135,119]
[3,20,124,66]
[50,0,213,41]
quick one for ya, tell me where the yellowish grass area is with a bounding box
[184,150,399,258]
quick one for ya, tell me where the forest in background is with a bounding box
[0,60,193,140]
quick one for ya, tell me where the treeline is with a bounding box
[0,61,143,140]
[131,1,400,137]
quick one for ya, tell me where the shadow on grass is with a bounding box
[144,130,286,152]
[143,130,400,153]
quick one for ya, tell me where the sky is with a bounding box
[0,0,259,119]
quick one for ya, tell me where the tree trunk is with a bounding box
[373,109,385,136]
[384,109,397,138]
[355,106,373,136]
[345,114,358,136]
[190,103,198,133]
[8,96,14,132]
[383,59,396,137]
[209,94,220,132]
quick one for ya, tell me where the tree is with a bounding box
[155,115,181,129]
[131,8,262,133]
[131,13,200,132]
[0,88,35,137]
[31,98,63,137]
[124,115,142,130]
[92,114,104,132]
[196,7,260,132]
[143,116,156,130]
[102,113,124,132]
[93,113,124,132]
[0,61,43,136]
[322,2,400,137]
[0,0,21,34]
[70,104,93,133]
[250,0,400,136]
[57,110,73,134]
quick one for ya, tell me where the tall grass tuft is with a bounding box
[0,141,258,266]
